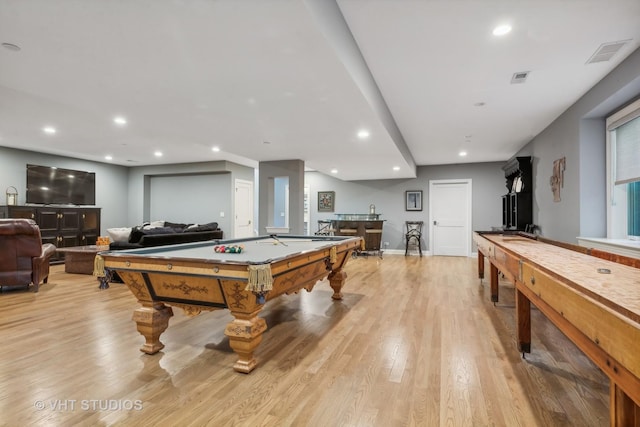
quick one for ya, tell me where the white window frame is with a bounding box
[606,97,640,238]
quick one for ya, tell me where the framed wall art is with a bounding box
[405,190,422,211]
[318,191,335,212]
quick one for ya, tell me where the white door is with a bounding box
[429,179,472,256]
[234,179,254,239]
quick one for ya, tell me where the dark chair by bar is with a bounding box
[315,220,334,236]
[405,221,423,256]
[0,219,56,292]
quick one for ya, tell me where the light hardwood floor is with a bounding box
[0,255,608,426]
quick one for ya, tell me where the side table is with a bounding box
[56,245,111,289]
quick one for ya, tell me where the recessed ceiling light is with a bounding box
[357,130,370,139]
[1,42,21,52]
[331,168,338,174]
[154,151,163,157]
[43,126,56,134]
[212,146,220,152]
[113,116,127,126]
[459,151,468,157]
[492,24,512,36]
[393,166,400,171]
[105,155,113,161]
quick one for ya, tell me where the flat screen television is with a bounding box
[26,164,96,205]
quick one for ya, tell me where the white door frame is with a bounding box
[428,179,472,257]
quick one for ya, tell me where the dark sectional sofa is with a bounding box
[108,221,223,250]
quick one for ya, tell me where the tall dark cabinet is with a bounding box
[501,156,532,230]
[0,205,101,262]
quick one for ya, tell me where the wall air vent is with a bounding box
[511,71,530,84]
[586,40,630,64]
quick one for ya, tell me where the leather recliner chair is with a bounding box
[0,218,57,292]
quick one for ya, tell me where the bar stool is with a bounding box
[315,220,333,236]
[405,221,423,256]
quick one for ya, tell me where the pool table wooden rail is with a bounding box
[99,236,363,374]
[473,231,640,426]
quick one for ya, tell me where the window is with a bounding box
[606,98,640,239]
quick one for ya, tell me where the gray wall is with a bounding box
[0,146,253,237]
[125,160,254,234]
[258,160,305,234]
[3,48,638,247]
[149,173,231,226]
[515,47,640,243]
[0,146,129,231]
[305,161,505,251]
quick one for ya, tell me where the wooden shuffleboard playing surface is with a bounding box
[474,231,640,426]
[482,234,640,324]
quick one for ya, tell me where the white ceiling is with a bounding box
[1,0,639,181]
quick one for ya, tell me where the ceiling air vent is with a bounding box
[586,40,630,64]
[511,71,529,84]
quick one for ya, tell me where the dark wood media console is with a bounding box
[1,205,101,262]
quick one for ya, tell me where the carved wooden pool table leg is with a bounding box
[328,270,346,300]
[225,309,267,374]
[132,302,174,354]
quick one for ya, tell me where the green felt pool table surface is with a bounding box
[102,235,359,264]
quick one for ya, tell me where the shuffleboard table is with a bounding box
[96,235,363,373]
[474,231,640,426]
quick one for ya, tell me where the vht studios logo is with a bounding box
[35,399,143,411]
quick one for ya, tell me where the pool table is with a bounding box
[96,235,363,373]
